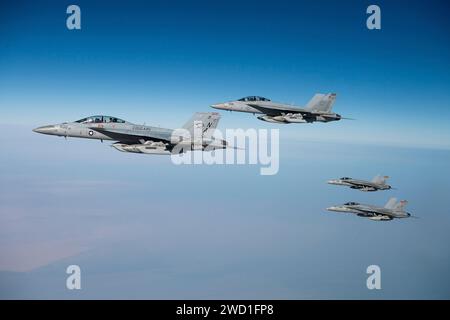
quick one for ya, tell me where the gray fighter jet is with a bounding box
[211,93,346,124]
[326,198,412,221]
[33,113,228,154]
[327,175,392,192]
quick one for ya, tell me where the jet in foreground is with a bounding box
[33,113,228,154]
[327,175,392,192]
[211,93,346,124]
[326,198,412,221]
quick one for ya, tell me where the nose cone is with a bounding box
[33,125,58,135]
[210,103,225,110]
[326,206,346,212]
[327,179,338,185]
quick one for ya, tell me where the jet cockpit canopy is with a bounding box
[344,202,359,206]
[75,116,126,124]
[238,96,271,102]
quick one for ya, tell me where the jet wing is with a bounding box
[247,104,310,116]
[91,127,172,144]
[347,180,375,188]
[351,206,388,216]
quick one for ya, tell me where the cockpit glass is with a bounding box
[111,117,125,123]
[238,96,271,102]
[75,116,125,124]
[75,117,93,123]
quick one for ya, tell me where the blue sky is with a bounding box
[1,0,450,147]
[0,0,450,299]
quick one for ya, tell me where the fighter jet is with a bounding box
[327,175,392,192]
[33,113,228,154]
[211,93,346,124]
[326,198,412,221]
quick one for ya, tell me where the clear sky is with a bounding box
[0,0,449,299]
[1,0,450,148]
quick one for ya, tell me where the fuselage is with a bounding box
[212,100,262,114]
[33,116,174,143]
[327,203,410,220]
[211,97,341,124]
[327,178,391,191]
[33,114,228,155]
